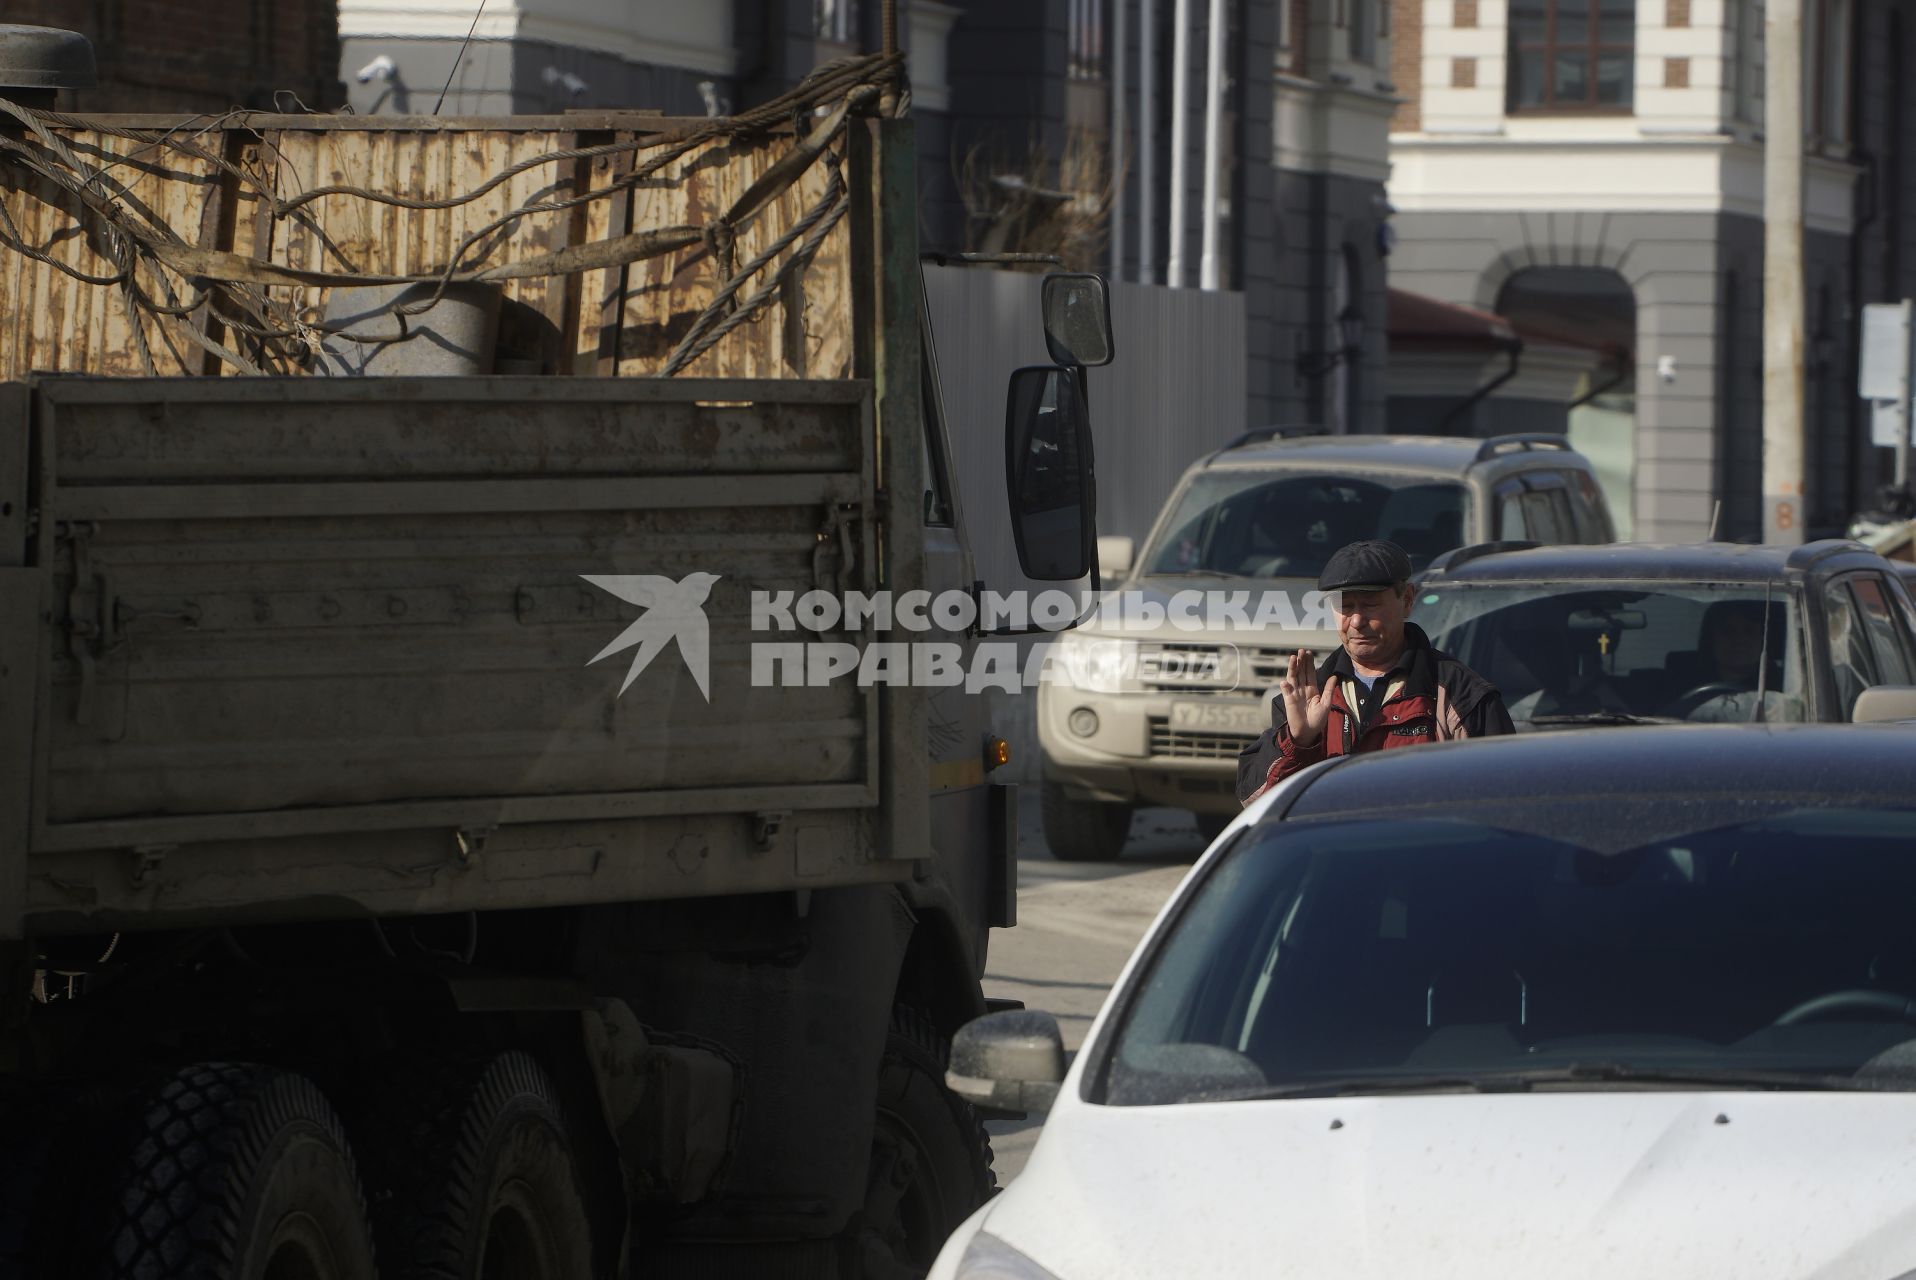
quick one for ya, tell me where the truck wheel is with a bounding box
[96,1063,378,1280]
[349,1050,596,1280]
[859,1006,996,1277]
[1041,780,1131,861]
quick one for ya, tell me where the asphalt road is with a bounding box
[980,800,1212,1186]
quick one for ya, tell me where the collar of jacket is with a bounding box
[1317,623,1439,705]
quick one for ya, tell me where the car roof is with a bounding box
[1205,432,1588,476]
[1422,539,1886,583]
[1276,724,1916,823]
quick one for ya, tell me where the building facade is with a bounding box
[7,0,341,113]
[1386,0,1916,539]
[338,1,1394,434]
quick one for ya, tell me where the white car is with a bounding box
[935,723,1916,1280]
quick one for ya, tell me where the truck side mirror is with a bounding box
[1041,272,1114,368]
[1005,365,1096,581]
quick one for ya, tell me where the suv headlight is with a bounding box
[955,1231,1063,1279]
[1055,633,1134,694]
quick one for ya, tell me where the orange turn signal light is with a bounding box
[986,736,1012,771]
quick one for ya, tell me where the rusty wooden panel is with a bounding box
[0,119,856,381]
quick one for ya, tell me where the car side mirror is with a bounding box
[1098,535,1134,578]
[1005,365,1096,581]
[947,1009,1067,1115]
[1041,272,1114,368]
[1852,685,1916,724]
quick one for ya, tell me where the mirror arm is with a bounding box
[973,562,1104,638]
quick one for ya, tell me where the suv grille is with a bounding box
[1140,643,1294,695]
[1148,716,1259,759]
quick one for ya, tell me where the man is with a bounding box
[1237,539,1514,805]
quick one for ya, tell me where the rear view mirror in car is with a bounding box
[1567,608,1647,632]
[1005,365,1096,581]
[1041,272,1114,368]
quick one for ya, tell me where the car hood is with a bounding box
[981,1091,1916,1280]
[1070,575,1338,650]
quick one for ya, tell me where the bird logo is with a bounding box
[580,572,721,700]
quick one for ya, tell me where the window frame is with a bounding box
[1506,0,1637,114]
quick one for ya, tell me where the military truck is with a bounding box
[0,30,1107,1279]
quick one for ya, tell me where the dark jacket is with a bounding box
[1235,623,1514,805]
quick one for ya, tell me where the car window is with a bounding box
[1847,575,1916,685]
[1569,470,1613,542]
[1139,471,1470,577]
[1824,579,1881,721]
[1098,807,1916,1106]
[1420,581,1807,725]
[1495,485,1525,541]
[1513,473,1583,545]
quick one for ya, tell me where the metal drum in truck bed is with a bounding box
[3,374,906,936]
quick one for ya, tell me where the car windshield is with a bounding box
[1100,807,1916,1105]
[1419,582,1810,725]
[1141,470,1469,579]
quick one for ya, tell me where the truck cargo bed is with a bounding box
[3,375,910,936]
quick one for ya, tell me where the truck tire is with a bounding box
[348,1049,596,1280]
[95,1062,378,1280]
[859,1006,996,1276]
[1041,780,1131,862]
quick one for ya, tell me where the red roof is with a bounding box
[1387,288,1620,358]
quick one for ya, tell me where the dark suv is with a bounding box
[1417,541,1916,726]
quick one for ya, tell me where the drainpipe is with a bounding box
[1439,339,1524,436]
[1199,0,1226,289]
[1568,351,1630,410]
[1112,0,1128,279]
[1140,0,1157,283]
[1168,0,1190,287]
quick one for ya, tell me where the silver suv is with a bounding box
[1035,429,1617,860]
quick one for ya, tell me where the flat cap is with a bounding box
[1317,539,1413,592]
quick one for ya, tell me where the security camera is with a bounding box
[355,55,396,84]
[541,66,588,97]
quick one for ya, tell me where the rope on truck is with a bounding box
[0,51,906,377]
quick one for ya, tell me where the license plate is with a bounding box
[1169,701,1266,735]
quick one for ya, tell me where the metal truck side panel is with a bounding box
[21,375,902,933]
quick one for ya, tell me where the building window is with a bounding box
[1069,0,1107,79]
[1732,0,1764,122]
[1821,0,1850,145]
[816,0,859,44]
[1507,0,1636,110]
[1351,0,1378,64]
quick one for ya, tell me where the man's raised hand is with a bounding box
[1279,648,1333,747]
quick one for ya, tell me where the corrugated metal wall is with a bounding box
[923,265,1248,783]
[924,264,1248,592]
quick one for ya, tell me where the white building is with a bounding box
[1385,0,1893,539]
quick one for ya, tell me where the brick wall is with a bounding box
[2,0,342,112]
[1390,0,1422,129]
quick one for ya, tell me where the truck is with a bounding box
[0,30,1108,1280]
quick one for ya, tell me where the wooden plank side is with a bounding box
[0,120,855,381]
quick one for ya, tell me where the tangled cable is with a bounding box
[0,51,905,377]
